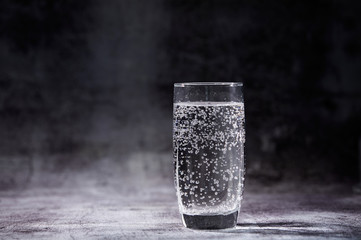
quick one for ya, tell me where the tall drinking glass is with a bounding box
[173,82,245,229]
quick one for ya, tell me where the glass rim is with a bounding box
[174,82,243,87]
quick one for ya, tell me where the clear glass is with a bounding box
[173,82,245,229]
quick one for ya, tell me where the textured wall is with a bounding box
[0,0,360,190]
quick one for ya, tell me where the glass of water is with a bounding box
[173,82,245,229]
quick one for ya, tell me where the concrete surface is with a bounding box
[1,184,360,240]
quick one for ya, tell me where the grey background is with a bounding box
[0,0,361,191]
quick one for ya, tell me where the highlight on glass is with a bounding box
[173,82,245,229]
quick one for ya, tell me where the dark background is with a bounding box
[0,0,361,191]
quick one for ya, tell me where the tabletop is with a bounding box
[1,183,361,240]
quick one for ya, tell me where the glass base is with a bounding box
[182,211,238,229]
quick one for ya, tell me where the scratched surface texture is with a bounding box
[1,182,361,240]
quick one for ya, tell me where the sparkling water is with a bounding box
[173,101,245,216]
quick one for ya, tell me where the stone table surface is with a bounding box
[1,184,361,240]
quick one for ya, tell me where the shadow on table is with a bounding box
[209,222,342,238]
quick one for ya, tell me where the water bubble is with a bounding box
[174,102,245,214]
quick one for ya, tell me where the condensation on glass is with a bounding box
[173,82,245,229]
